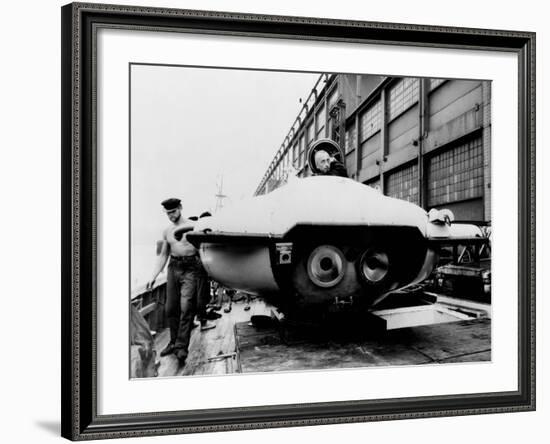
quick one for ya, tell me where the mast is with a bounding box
[214,174,228,212]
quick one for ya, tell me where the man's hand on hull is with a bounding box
[146,279,156,291]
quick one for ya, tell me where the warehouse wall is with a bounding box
[258,75,491,223]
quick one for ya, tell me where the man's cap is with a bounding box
[200,211,212,218]
[161,198,181,210]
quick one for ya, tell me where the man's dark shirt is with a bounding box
[319,160,348,178]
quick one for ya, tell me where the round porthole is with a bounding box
[358,248,390,285]
[306,245,346,288]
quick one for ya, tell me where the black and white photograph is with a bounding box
[129,65,492,379]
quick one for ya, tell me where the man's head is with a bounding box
[161,198,182,223]
[314,149,332,174]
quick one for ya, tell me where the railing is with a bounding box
[255,73,333,195]
[131,275,167,334]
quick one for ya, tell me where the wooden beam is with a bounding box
[139,302,157,318]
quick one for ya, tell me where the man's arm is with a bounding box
[146,232,170,290]
[173,222,195,241]
[329,158,349,178]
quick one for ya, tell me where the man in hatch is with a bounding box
[146,198,212,366]
[313,148,348,178]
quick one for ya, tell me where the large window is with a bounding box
[345,124,357,154]
[385,163,419,204]
[388,78,420,121]
[307,121,315,146]
[359,100,382,141]
[300,134,307,166]
[328,87,339,110]
[298,136,305,168]
[316,105,326,137]
[293,141,300,167]
[427,137,484,206]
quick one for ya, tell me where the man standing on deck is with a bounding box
[146,198,200,366]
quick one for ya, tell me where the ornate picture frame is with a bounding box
[61,2,535,440]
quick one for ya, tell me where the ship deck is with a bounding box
[155,295,491,378]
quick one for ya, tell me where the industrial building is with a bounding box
[255,73,491,223]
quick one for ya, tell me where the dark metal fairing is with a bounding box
[283,224,427,245]
[281,224,431,308]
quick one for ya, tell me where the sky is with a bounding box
[130,64,319,285]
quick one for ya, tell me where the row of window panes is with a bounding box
[427,138,483,206]
[359,100,382,142]
[269,76,424,177]
[263,78,482,198]
[292,136,318,169]
[269,77,433,181]
[281,101,334,171]
[290,128,336,169]
[385,163,419,204]
[388,78,419,121]
[272,148,296,181]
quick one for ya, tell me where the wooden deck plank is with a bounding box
[396,318,491,361]
[439,350,491,363]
